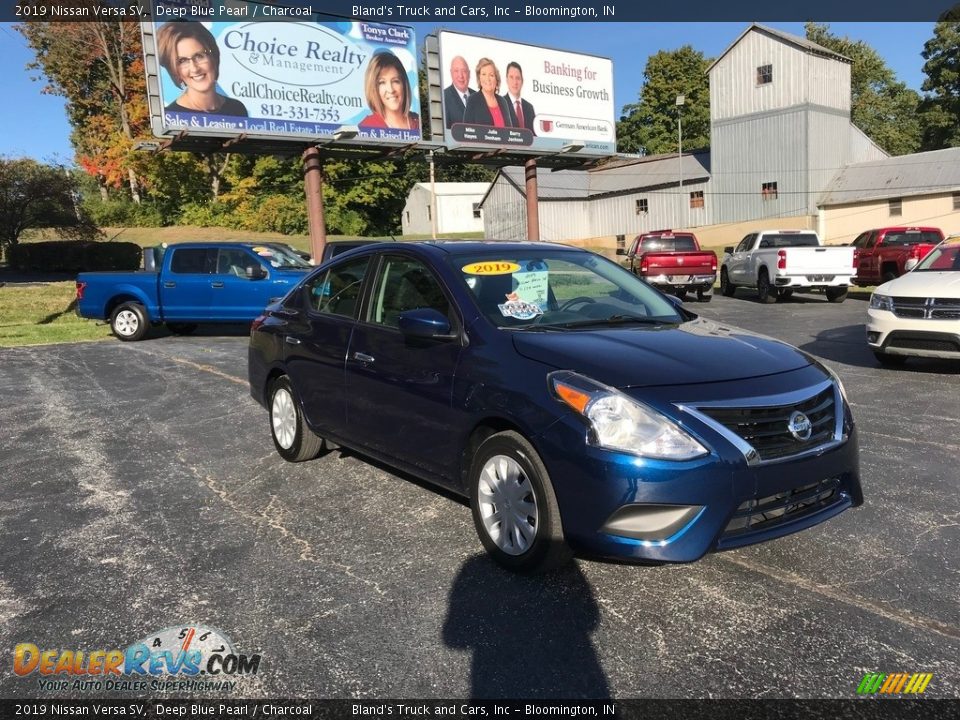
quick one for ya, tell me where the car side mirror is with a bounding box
[246,265,268,280]
[398,308,455,340]
[904,258,919,272]
[724,246,734,254]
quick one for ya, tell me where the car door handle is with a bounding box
[353,352,375,363]
[163,282,176,288]
[284,336,301,345]
[211,281,224,288]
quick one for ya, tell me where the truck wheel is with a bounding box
[720,268,737,297]
[697,288,712,303]
[110,302,150,342]
[873,351,907,368]
[469,431,571,573]
[757,270,776,304]
[825,287,848,303]
[269,375,324,463]
[674,289,687,300]
[777,288,794,302]
[167,323,198,336]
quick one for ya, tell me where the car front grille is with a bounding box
[722,478,841,538]
[696,386,836,462]
[891,297,960,320]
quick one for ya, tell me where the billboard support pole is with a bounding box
[303,146,327,263]
[525,158,539,241]
[429,150,438,240]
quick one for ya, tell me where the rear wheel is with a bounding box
[757,269,776,304]
[697,288,712,303]
[825,287,848,303]
[720,268,736,297]
[110,302,150,342]
[674,288,687,300]
[873,351,907,368]
[469,431,571,573]
[270,376,324,462]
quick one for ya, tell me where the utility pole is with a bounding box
[676,94,685,229]
[429,150,438,240]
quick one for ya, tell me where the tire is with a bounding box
[825,287,848,303]
[469,431,571,573]
[757,269,776,304]
[873,351,907,367]
[697,288,713,303]
[167,323,198,335]
[776,288,794,302]
[674,289,687,300]
[269,376,324,463]
[720,268,736,297]
[110,302,150,342]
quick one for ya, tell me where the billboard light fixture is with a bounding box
[333,125,359,141]
[561,141,585,153]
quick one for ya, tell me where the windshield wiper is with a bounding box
[535,315,677,330]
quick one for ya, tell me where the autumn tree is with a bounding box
[616,46,711,156]
[0,158,100,248]
[919,21,960,150]
[805,23,922,156]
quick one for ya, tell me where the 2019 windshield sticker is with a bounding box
[462,261,520,275]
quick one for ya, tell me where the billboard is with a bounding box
[144,1,420,144]
[437,31,615,156]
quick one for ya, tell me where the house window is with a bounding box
[757,64,773,85]
[427,206,431,221]
[953,192,960,211]
[762,182,778,200]
[689,191,704,209]
[405,211,410,224]
[889,198,902,217]
[635,198,648,215]
[472,203,482,219]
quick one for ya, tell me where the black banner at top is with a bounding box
[7,0,960,22]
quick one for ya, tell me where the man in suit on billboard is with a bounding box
[504,62,536,134]
[443,55,475,129]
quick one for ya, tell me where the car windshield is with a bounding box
[257,245,312,269]
[452,249,685,329]
[913,239,960,272]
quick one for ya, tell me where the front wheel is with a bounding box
[469,431,571,573]
[757,270,776,304]
[270,376,325,462]
[720,268,737,297]
[825,287,848,303]
[110,302,150,341]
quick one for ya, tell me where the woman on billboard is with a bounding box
[359,51,420,131]
[462,58,511,128]
[157,23,248,117]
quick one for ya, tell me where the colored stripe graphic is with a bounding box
[858,672,932,695]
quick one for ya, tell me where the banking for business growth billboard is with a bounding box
[143,0,420,144]
[437,31,615,156]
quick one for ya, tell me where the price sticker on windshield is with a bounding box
[462,261,520,276]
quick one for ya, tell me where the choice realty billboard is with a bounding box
[437,31,615,156]
[143,0,420,144]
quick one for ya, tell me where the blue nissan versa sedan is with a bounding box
[248,242,862,572]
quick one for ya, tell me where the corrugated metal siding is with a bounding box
[539,202,593,242]
[401,186,430,235]
[591,180,712,235]
[437,194,485,234]
[807,111,854,214]
[848,124,889,165]
[483,177,526,240]
[711,109,809,223]
[805,53,850,112]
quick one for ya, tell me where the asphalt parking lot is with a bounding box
[1,290,958,700]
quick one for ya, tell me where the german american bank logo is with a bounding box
[13,625,261,692]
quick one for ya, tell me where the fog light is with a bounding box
[602,504,703,542]
[866,331,880,343]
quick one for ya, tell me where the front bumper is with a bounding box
[867,308,960,359]
[533,378,861,563]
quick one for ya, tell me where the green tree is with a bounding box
[0,158,100,249]
[919,21,960,150]
[616,46,711,156]
[805,23,922,155]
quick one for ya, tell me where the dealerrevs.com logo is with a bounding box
[857,672,934,695]
[14,625,261,693]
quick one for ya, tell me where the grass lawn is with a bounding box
[0,282,111,347]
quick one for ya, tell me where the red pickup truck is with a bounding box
[618,230,718,302]
[851,226,944,286]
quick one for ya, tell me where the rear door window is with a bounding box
[305,256,370,318]
[170,248,216,274]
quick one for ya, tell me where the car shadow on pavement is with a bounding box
[800,324,960,374]
[442,554,611,699]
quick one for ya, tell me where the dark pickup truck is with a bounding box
[77,242,311,341]
[851,226,944,286]
[618,230,718,302]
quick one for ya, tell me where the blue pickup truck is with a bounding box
[76,242,311,341]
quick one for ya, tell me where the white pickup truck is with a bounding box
[720,230,855,303]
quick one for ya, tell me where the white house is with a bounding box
[401,182,490,236]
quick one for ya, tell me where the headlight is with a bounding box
[817,361,850,408]
[869,293,893,311]
[549,371,708,460]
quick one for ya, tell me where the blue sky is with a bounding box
[0,21,937,163]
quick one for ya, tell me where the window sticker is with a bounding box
[462,261,520,275]
[513,270,549,307]
[498,293,543,320]
[251,246,274,257]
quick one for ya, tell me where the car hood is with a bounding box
[878,271,960,298]
[511,318,811,389]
